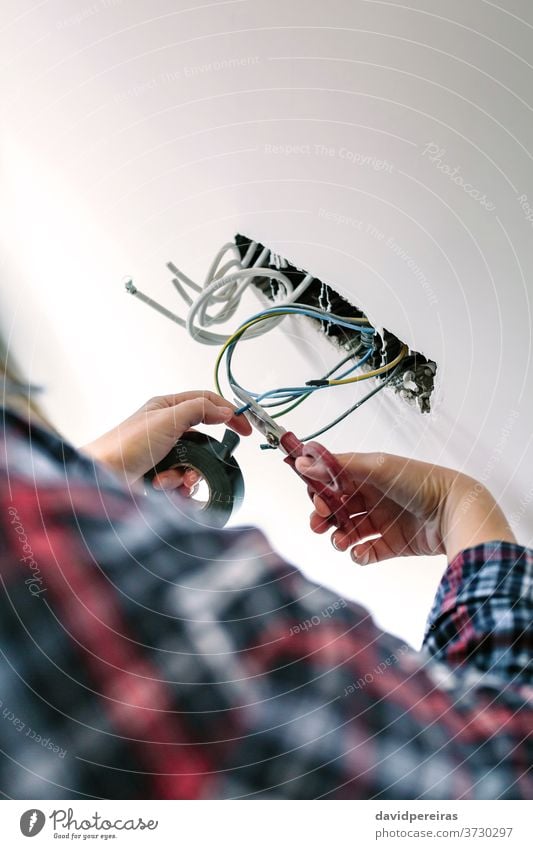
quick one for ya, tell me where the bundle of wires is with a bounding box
[126,240,316,345]
[125,241,408,441]
[215,304,408,441]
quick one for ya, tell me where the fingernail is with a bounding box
[296,457,313,472]
[220,408,234,419]
[184,469,200,484]
[351,549,368,565]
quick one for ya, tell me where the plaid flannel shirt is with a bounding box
[0,408,531,800]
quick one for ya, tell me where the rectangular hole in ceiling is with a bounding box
[235,233,437,413]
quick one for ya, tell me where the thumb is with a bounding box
[295,455,334,483]
[334,452,447,516]
[154,399,235,438]
[296,451,427,507]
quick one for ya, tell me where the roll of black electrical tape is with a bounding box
[143,429,244,528]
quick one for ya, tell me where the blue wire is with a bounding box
[226,304,376,413]
[255,386,320,403]
[233,386,315,415]
[254,347,375,402]
[240,304,375,335]
[230,343,374,407]
[334,345,374,379]
[230,346,369,411]
[251,353,375,403]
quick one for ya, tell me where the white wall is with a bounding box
[1,0,532,647]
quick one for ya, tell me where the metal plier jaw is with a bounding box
[232,386,352,531]
[232,388,287,450]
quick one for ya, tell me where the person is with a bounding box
[0,390,531,799]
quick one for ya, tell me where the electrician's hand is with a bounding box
[82,391,252,489]
[295,452,516,564]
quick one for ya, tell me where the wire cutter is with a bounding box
[233,388,352,530]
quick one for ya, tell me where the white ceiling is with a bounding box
[1,0,532,647]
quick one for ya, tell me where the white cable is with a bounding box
[126,241,315,345]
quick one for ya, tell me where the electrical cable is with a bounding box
[251,347,374,420]
[227,342,370,406]
[227,343,402,405]
[126,241,323,345]
[214,306,374,396]
[125,246,393,435]
[300,358,405,441]
[216,305,409,441]
[330,345,374,380]
[325,344,408,385]
[255,343,367,414]
[124,242,410,441]
[216,306,401,401]
[227,341,406,442]
[250,345,375,405]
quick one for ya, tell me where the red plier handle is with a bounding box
[280,432,351,530]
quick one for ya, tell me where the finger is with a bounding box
[334,452,443,515]
[153,468,203,490]
[310,511,334,534]
[313,491,367,518]
[313,493,334,517]
[179,481,200,499]
[301,460,374,517]
[152,469,186,490]
[330,515,376,551]
[301,451,429,514]
[350,535,397,565]
[219,408,253,437]
[309,504,367,535]
[156,398,241,436]
[180,398,252,437]
[182,468,202,487]
[153,478,200,502]
[143,391,252,436]
[295,456,332,484]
